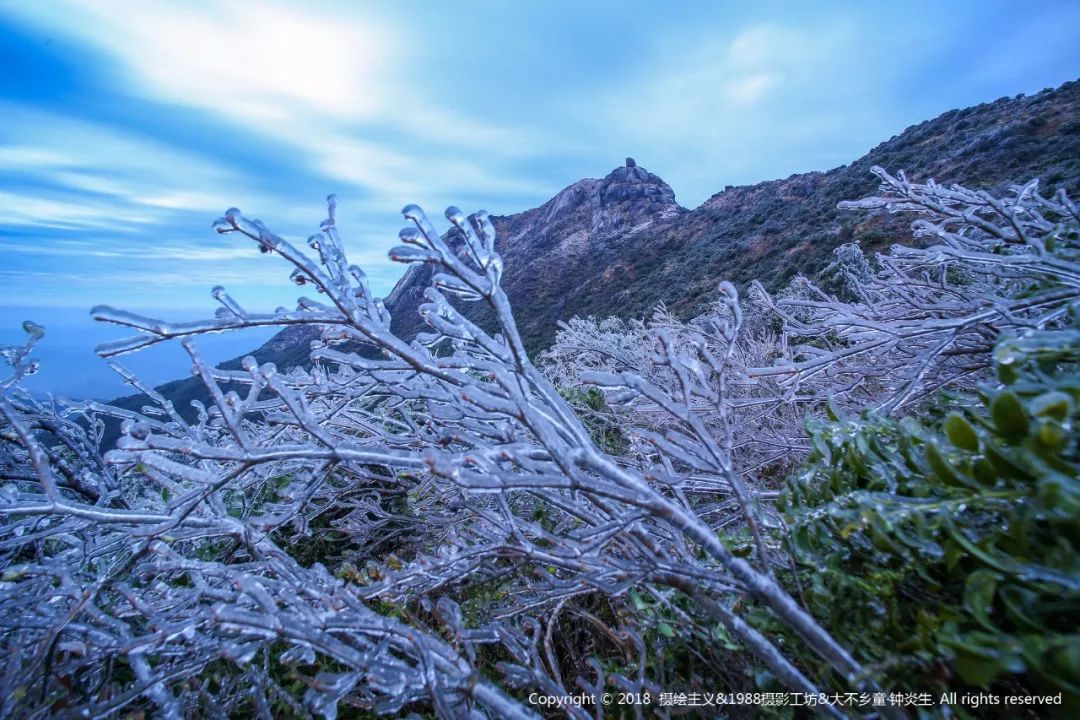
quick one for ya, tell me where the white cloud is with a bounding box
[627,23,849,129]
[0,190,160,229]
[725,72,776,105]
[587,19,904,205]
[2,240,255,262]
[10,1,396,124]
[0,106,266,211]
[725,25,791,68]
[2,236,397,269]
[0,103,342,241]
[3,0,546,205]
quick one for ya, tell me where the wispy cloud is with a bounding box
[1,0,1078,322]
[10,1,397,122]
[3,241,256,262]
[0,190,158,229]
[590,20,894,198]
[3,0,548,209]
[0,105,281,220]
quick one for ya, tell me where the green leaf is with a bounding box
[944,539,964,573]
[951,643,1004,686]
[997,360,1019,385]
[991,391,1029,442]
[1029,391,1073,421]
[963,570,999,630]
[985,442,1034,481]
[712,624,741,651]
[825,399,842,422]
[790,525,814,557]
[945,413,979,452]
[945,632,1027,686]
[1036,419,1068,451]
[998,586,1049,633]
[926,442,967,487]
[1050,643,1080,690]
[971,456,997,486]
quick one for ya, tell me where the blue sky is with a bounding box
[1,0,1078,398]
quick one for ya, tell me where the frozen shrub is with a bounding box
[0,168,1075,717]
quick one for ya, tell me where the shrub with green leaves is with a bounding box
[778,325,1080,707]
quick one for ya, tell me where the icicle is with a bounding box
[446,205,488,267]
[388,245,436,264]
[212,207,242,233]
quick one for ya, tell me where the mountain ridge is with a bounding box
[102,78,1080,432]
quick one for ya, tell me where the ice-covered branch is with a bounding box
[9,167,1067,716]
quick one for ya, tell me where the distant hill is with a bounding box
[103,79,1080,438]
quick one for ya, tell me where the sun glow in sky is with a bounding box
[1,0,1078,397]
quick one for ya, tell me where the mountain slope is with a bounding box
[395,79,1080,353]
[104,79,1080,430]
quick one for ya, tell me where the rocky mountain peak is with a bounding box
[538,159,682,236]
[601,158,677,205]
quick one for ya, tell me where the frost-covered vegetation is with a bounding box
[1,168,1078,718]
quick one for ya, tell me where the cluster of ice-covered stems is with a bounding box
[544,169,1080,514]
[540,300,810,508]
[750,165,1080,414]
[1,191,884,716]
[0,339,533,718]
[0,322,120,508]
